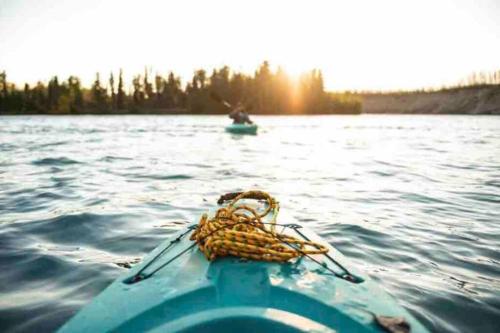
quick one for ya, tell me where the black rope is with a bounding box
[128,225,196,283]
[292,227,362,283]
[250,223,361,282]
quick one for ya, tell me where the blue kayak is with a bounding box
[58,222,429,332]
[225,123,258,135]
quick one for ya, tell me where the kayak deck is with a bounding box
[58,224,428,333]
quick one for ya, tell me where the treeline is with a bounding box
[460,70,500,87]
[0,62,361,115]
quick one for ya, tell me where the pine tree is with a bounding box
[23,83,30,111]
[132,75,143,106]
[109,72,116,109]
[0,71,6,111]
[117,69,125,109]
[47,76,60,111]
[144,68,154,100]
[91,73,107,110]
[155,74,163,102]
[194,69,207,89]
[68,76,83,112]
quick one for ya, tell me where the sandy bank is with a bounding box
[360,86,500,114]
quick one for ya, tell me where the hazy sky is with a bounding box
[1,0,499,91]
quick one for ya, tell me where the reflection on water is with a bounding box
[1,115,499,332]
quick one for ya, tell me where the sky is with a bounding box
[0,0,499,91]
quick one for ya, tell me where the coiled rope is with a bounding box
[190,190,328,262]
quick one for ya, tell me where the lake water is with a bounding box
[0,115,499,332]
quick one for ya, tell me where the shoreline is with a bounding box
[358,85,500,115]
[2,85,499,116]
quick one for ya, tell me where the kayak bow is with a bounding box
[58,192,428,333]
[225,123,258,135]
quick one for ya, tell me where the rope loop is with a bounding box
[190,190,328,262]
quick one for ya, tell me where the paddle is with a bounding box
[209,91,232,109]
[210,91,254,125]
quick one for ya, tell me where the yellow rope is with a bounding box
[190,190,328,262]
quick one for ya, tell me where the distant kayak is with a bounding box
[225,123,258,135]
[58,191,429,333]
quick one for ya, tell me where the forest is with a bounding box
[0,62,362,115]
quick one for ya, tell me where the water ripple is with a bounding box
[32,157,81,166]
[0,115,499,333]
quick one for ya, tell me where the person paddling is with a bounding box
[229,102,253,124]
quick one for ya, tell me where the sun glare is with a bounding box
[0,0,499,91]
[281,64,304,83]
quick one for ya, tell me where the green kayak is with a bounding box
[225,123,258,135]
[58,192,429,333]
